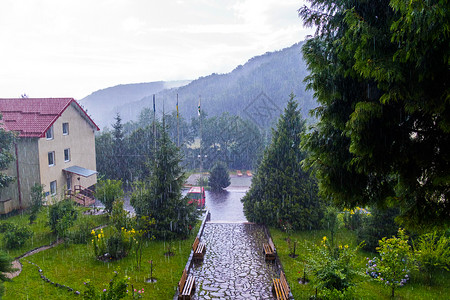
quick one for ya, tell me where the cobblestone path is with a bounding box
[191,222,277,299]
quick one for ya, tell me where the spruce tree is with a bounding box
[209,162,230,191]
[0,115,15,189]
[242,94,323,230]
[131,118,197,239]
[111,113,126,181]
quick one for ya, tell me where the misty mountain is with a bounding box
[79,81,191,129]
[81,42,315,130]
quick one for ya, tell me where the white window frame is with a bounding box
[64,148,70,162]
[62,122,69,135]
[48,151,55,166]
[50,180,57,195]
[46,125,54,140]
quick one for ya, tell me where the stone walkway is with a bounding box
[190,222,278,299]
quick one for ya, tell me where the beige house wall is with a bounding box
[0,138,40,213]
[38,103,97,204]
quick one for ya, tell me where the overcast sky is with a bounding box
[0,0,313,99]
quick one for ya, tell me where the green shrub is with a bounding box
[68,221,95,244]
[372,228,415,298]
[29,183,44,224]
[0,222,15,233]
[307,236,362,299]
[342,207,370,231]
[3,225,34,249]
[48,199,78,238]
[357,206,399,252]
[95,179,124,214]
[110,199,133,232]
[0,250,15,298]
[413,231,450,285]
[106,234,126,259]
[91,227,134,260]
[82,270,143,299]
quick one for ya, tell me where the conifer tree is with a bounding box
[112,113,127,181]
[0,115,15,189]
[131,117,197,239]
[242,94,324,230]
[299,0,450,230]
[209,162,230,191]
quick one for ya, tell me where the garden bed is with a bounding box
[270,228,450,299]
[2,209,202,299]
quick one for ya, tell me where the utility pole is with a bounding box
[177,93,180,147]
[199,95,203,181]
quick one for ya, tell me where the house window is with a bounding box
[46,125,54,139]
[62,122,69,135]
[50,180,57,195]
[48,151,55,166]
[64,148,70,162]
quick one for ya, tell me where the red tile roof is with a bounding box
[0,98,99,137]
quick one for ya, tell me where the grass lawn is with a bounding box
[0,207,108,258]
[270,228,450,299]
[2,208,199,299]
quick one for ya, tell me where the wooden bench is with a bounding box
[178,268,195,300]
[263,237,276,261]
[192,236,206,260]
[272,271,290,300]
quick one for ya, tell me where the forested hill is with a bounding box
[81,42,315,129]
[79,81,191,129]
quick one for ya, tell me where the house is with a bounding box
[0,98,99,214]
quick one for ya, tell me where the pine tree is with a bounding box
[299,0,450,230]
[0,115,15,189]
[208,162,230,191]
[130,117,198,239]
[242,94,324,230]
[111,113,127,181]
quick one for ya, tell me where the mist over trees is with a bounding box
[95,109,266,182]
[81,42,315,130]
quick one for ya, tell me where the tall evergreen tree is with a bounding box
[209,162,231,191]
[95,130,114,179]
[242,94,324,230]
[111,113,127,181]
[130,117,197,239]
[0,115,15,189]
[300,0,450,230]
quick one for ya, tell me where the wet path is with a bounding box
[191,222,277,299]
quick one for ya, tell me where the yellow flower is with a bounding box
[350,209,355,215]
[344,244,349,249]
[91,230,95,235]
[339,245,342,249]
[322,236,327,242]
[98,234,101,239]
